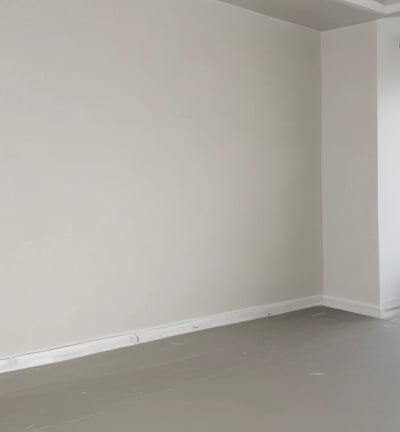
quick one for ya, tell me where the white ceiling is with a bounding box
[219,0,400,30]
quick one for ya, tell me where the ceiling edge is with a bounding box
[338,0,400,14]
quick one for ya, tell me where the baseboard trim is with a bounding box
[0,295,322,375]
[381,298,400,312]
[322,295,400,319]
[2,294,396,374]
[322,295,383,318]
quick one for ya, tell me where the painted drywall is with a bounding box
[321,22,380,306]
[0,0,322,357]
[377,18,400,308]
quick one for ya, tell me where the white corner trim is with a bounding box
[337,0,400,14]
[322,295,383,318]
[0,295,322,375]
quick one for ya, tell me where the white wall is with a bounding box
[321,22,381,306]
[0,0,322,357]
[377,18,400,308]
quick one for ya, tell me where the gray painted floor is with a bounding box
[1,307,400,431]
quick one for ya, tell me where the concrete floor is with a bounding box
[1,307,400,431]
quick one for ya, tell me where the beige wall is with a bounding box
[0,0,322,357]
[321,22,380,305]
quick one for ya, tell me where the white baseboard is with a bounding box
[322,295,383,318]
[0,334,139,375]
[321,295,400,319]
[381,298,400,312]
[0,295,321,375]
[135,295,322,344]
[2,293,397,375]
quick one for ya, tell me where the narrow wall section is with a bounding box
[321,22,380,306]
[377,18,400,309]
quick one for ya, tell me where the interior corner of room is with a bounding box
[1,0,400,376]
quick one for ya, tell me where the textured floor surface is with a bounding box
[1,306,400,431]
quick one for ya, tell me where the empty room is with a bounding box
[1,0,400,430]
